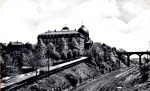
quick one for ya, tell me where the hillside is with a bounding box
[17,42,125,91]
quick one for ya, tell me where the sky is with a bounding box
[0,0,150,51]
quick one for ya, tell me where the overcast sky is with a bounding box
[0,0,150,51]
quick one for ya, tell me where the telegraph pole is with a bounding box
[147,41,150,59]
[146,41,150,63]
[149,41,150,51]
[147,41,150,60]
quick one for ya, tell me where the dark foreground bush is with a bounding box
[65,74,78,87]
[140,63,149,83]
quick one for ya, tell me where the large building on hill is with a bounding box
[37,25,92,50]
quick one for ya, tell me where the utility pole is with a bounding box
[147,41,150,60]
[147,41,150,59]
[149,41,150,51]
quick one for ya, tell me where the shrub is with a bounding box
[65,74,78,87]
[29,84,43,91]
[140,63,149,83]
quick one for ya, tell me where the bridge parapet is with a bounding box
[118,51,150,56]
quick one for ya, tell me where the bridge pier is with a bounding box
[118,51,150,68]
[127,55,130,67]
[139,54,142,67]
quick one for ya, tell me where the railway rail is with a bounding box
[1,57,88,91]
[96,67,137,91]
[72,66,137,91]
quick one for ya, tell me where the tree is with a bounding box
[2,52,13,76]
[70,38,79,50]
[6,51,23,76]
[37,38,47,59]
[118,48,127,52]
[20,49,38,68]
[25,42,33,50]
[57,38,68,52]
[0,43,6,51]
[47,42,55,59]
[68,49,73,59]
[57,38,69,60]
[13,51,23,69]
[61,50,68,60]
[117,48,127,65]
[70,38,80,58]
[34,42,46,76]
[84,43,104,70]
[22,53,30,66]
[72,49,80,58]
[0,53,4,78]
[143,57,150,63]
[140,63,149,82]
[46,42,56,72]
[53,51,61,60]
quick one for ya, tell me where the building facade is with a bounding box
[37,25,91,50]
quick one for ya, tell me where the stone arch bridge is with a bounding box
[118,51,150,67]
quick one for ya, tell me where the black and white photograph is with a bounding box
[0,0,150,91]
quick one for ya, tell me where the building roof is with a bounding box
[39,30,79,36]
[62,26,69,30]
[8,41,24,46]
[78,25,89,36]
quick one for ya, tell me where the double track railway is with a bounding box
[96,67,137,91]
[72,66,137,91]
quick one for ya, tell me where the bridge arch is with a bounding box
[141,54,150,63]
[141,53,150,57]
[118,51,150,67]
[129,54,139,66]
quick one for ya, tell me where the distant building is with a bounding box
[37,25,91,50]
[7,41,25,50]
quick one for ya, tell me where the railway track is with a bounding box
[96,67,137,91]
[72,66,137,91]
